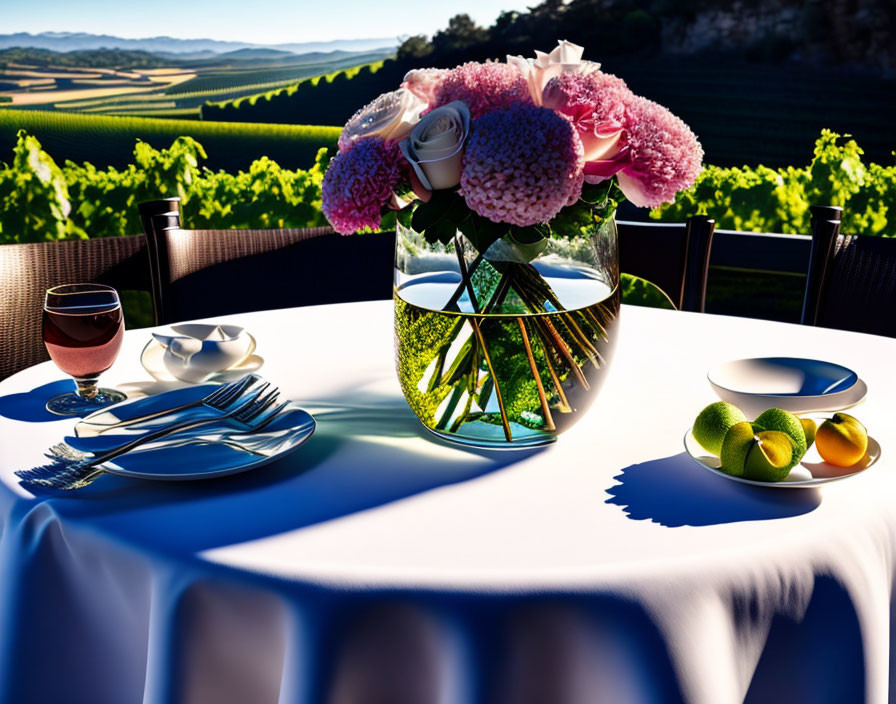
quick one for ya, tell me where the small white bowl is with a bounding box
[708,357,866,419]
[143,324,263,384]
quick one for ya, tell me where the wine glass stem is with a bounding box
[74,377,99,400]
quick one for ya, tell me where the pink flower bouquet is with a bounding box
[322,40,703,253]
[323,42,705,448]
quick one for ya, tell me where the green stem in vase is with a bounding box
[444,252,485,312]
[529,322,572,413]
[436,383,467,430]
[454,236,481,313]
[516,317,556,431]
[513,267,605,367]
[532,315,590,390]
[454,237,513,442]
[513,278,594,378]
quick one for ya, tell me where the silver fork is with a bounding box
[43,374,261,464]
[74,374,257,433]
[18,384,283,490]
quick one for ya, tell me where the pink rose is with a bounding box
[507,40,601,107]
[542,71,632,162]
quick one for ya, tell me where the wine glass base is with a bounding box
[46,389,127,416]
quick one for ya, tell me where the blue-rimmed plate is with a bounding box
[67,385,315,480]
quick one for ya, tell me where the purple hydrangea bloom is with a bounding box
[321,137,404,234]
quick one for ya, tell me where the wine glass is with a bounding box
[43,283,127,415]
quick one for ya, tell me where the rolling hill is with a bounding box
[0,109,339,171]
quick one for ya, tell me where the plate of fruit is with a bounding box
[685,402,880,487]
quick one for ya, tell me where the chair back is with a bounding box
[139,200,394,325]
[0,236,151,380]
[617,216,716,312]
[803,205,896,337]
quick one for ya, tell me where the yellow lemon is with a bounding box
[799,417,817,450]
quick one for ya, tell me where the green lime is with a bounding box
[743,430,798,481]
[694,401,747,455]
[754,408,807,460]
[718,421,755,476]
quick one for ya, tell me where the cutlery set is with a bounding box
[16,374,298,490]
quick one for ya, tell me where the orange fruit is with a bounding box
[816,413,868,467]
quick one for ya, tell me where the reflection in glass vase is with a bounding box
[394,217,619,448]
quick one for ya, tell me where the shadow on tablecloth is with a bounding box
[18,386,542,555]
[0,379,75,422]
[605,452,821,527]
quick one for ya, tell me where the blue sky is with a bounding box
[0,0,532,44]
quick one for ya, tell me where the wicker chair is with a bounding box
[617,216,716,312]
[802,204,896,337]
[139,199,394,325]
[140,200,715,324]
[0,236,151,380]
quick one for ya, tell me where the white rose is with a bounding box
[507,40,601,106]
[399,101,471,190]
[339,88,426,152]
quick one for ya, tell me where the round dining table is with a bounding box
[0,301,893,704]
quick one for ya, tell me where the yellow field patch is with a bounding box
[1,68,196,106]
[147,72,195,84]
[1,68,104,80]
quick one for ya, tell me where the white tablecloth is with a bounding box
[0,302,894,704]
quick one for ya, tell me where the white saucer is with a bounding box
[708,357,866,418]
[140,337,264,384]
[684,416,881,488]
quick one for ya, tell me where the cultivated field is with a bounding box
[0,49,392,118]
[0,65,196,106]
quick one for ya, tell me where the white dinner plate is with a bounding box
[140,336,264,384]
[708,357,866,418]
[68,385,315,480]
[683,416,881,488]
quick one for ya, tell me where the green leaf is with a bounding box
[579,180,615,205]
[458,212,509,253]
[427,216,458,245]
[510,224,549,243]
[395,206,414,229]
[620,273,676,310]
[410,189,463,234]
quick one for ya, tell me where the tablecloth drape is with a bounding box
[1,302,894,704]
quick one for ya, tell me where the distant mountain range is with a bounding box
[0,32,397,55]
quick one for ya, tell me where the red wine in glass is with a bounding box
[43,284,127,415]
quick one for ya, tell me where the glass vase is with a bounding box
[394,215,620,449]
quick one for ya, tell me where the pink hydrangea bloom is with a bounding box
[321,137,405,234]
[618,97,704,207]
[430,61,532,118]
[402,68,450,104]
[461,104,584,227]
[584,97,703,208]
[542,72,633,161]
